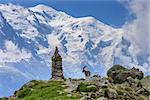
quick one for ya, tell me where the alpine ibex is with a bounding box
[82,66,91,77]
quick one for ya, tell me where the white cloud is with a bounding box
[118,0,150,74]
[120,0,150,55]
[0,40,32,67]
[113,0,150,75]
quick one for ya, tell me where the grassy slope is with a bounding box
[13,80,80,100]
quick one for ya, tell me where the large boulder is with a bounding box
[107,65,144,84]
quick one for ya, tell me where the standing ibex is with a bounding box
[82,66,91,77]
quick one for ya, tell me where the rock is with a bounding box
[140,76,150,92]
[107,65,144,84]
[107,89,118,99]
[92,75,101,78]
[130,67,143,79]
[127,78,143,91]
[101,84,108,89]
[57,90,64,95]
[103,80,109,84]
[123,92,131,99]
[121,81,130,87]
[96,91,103,98]
[127,77,135,86]
[97,97,107,100]
[90,93,96,99]
[90,75,101,82]
[107,77,113,83]
[136,88,150,96]
[97,89,105,97]
[107,65,129,84]
[66,93,72,97]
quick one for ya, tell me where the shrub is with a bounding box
[77,83,98,92]
[137,96,145,100]
[116,89,124,95]
[103,88,109,97]
[101,85,108,89]
[124,87,132,91]
[17,88,31,98]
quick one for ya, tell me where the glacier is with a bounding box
[0,3,149,97]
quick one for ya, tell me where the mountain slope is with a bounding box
[13,80,80,100]
[0,3,149,97]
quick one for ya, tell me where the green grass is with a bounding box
[76,82,98,92]
[14,80,80,100]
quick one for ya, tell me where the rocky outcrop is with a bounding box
[73,76,149,100]
[107,65,144,84]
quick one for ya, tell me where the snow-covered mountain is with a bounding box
[0,3,149,97]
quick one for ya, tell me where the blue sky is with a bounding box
[0,0,133,28]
